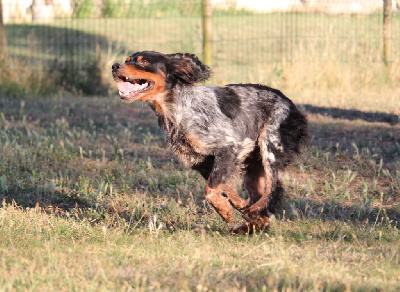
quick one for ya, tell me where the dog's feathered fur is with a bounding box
[112,51,308,234]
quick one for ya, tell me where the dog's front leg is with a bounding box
[204,151,239,223]
[205,180,233,223]
[221,184,248,210]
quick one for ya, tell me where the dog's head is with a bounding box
[112,51,211,103]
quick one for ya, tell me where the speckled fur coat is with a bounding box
[112,51,308,234]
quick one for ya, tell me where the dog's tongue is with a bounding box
[117,82,136,94]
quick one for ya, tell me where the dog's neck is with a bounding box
[146,90,176,119]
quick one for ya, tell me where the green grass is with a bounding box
[0,89,399,290]
[1,7,400,290]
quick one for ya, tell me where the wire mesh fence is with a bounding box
[1,0,399,94]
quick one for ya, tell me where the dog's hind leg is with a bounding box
[230,121,285,234]
[230,157,272,235]
[231,174,284,235]
[242,148,268,206]
[229,174,274,234]
[243,168,274,220]
[243,125,279,220]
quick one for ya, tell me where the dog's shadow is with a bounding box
[301,104,399,125]
[278,197,400,229]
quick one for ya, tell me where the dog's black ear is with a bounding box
[167,53,211,84]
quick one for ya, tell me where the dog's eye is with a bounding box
[137,60,149,66]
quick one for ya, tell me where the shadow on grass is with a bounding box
[302,104,399,125]
[5,24,115,64]
[3,24,124,95]
[282,197,400,228]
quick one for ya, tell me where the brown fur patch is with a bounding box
[245,173,272,219]
[244,169,266,205]
[221,184,248,210]
[148,95,170,117]
[126,57,131,62]
[175,60,191,73]
[205,181,233,223]
[243,151,269,206]
[185,133,209,154]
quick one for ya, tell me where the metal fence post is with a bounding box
[0,0,7,59]
[383,0,392,71]
[202,0,212,69]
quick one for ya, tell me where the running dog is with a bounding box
[112,51,308,234]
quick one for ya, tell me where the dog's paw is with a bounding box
[241,208,262,222]
[229,216,270,235]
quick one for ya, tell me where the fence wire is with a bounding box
[1,0,399,87]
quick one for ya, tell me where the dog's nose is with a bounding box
[112,63,121,71]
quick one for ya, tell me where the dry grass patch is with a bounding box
[0,90,399,290]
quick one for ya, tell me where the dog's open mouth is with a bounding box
[117,77,154,101]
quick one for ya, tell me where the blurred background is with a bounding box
[0,0,399,96]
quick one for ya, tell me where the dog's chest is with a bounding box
[158,117,207,167]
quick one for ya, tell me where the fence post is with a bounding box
[0,0,7,60]
[383,0,392,70]
[202,0,212,69]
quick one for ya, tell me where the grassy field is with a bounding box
[0,87,399,290]
[1,8,400,291]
